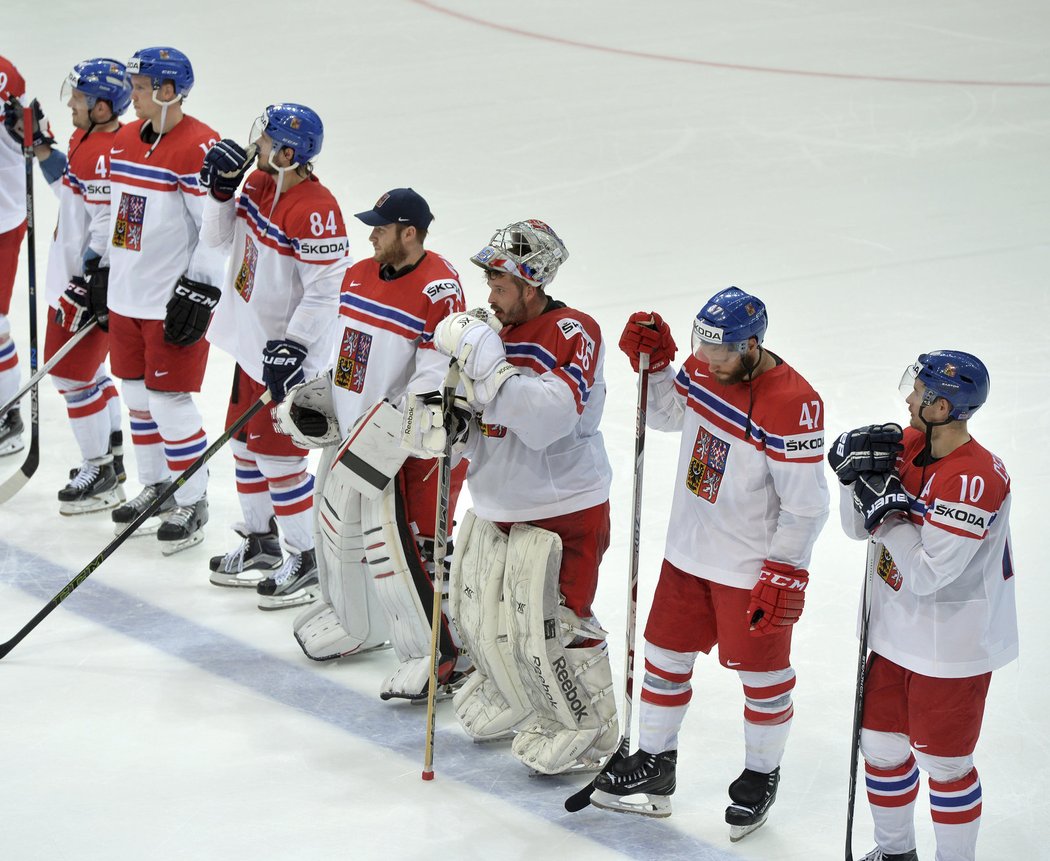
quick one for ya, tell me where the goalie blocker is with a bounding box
[450,510,619,774]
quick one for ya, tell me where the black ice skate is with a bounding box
[0,408,24,456]
[725,766,780,842]
[209,517,282,587]
[71,431,126,484]
[58,460,125,515]
[859,849,919,861]
[256,548,319,610]
[590,749,676,818]
[112,480,177,536]
[157,496,209,555]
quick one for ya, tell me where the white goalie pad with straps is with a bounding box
[293,444,390,661]
[332,401,410,499]
[503,524,620,775]
[450,509,533,740]
[363,475,463,701]
[275,374,342,449]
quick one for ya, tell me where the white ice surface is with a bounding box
[2,2,1048,859]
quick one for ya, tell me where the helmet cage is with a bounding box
[470,220,568,288]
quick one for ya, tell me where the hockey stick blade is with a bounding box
[564,741,627,812]
[0,392,272,660]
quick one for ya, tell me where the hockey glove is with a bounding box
[3,98,54,151]
[434,309,519,407]
[618,311,677,372]
[163,275,221,346]
[83,254,110,332]
[827,423,903,485]
[199,139,255,202]
[55,277,92,333]
[853,472,910,534]
[399,390,473,458]
[261,338,309,403]
[747,561,809,635]
[273,374,342,448]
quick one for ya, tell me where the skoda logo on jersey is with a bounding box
[693,318,725,343]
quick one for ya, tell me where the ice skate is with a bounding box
[209,518,282,587]
[725,766,779,842]
[112,480,176,536]
[58,460,125,515]
[71,431,126,484]
[257,548,319,610]
[858,849,919,861]
[0,408,24,456]
[590,749,676,818]
[157,496,209,555]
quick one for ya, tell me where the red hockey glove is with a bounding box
[747,561,809,636]
[618,311,677,372]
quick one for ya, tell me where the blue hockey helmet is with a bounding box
[62,58,132,116]
[899,350,990,420]
[250,104,324,165]
[691,287,768,359]
[125,47,194,99]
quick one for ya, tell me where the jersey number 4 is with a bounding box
[799,400,821,430]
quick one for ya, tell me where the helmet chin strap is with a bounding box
[741,345,763,440]
[266,147,299,217]
[917,397,951,495]
[145,89,183,158]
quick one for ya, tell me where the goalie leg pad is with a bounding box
[362,471,460,700]
[450,510,534,740]
[503,523,619,774]
[294,445,390,661]
[333,400,410,500]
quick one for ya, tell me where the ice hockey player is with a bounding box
[200,103,349,609]
[276,187,471,700]
[100,46,226,552]
[428,219,619,775]
[18,59,130,514]
[593,288,829,838]
[0,55,29,456]
[831,351,1017,861]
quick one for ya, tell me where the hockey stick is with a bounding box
[0,105,42,505]
[565,351,650,812]
[0,319,99,418]
[845,537,879,860]
[422,360,460,781]
[0,391,272,660]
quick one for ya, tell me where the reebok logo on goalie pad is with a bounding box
[532,655,590,723]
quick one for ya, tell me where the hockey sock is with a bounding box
[231,440,275,534]
[53,375,113,461]
[150,390,207,506]
[99,371,122,433]
[257,452,314,553]
[0,322,18,407]
[929,768,981,861]
[638,642,697,754]
[122,379,169,485]
[740,668,795,773]
[864,754,920,855]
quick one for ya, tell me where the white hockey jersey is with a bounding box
[43,126,120,307]
[203,170,349,383]
[648,355,829,590]
[839,426,1018,678]
[105,116,226,319]
[0,58,26,234]
[332,253,465,435]
[464,302,612,522]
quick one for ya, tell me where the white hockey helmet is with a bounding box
[470,219,569,288]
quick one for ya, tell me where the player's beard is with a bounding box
[374,232,408,268]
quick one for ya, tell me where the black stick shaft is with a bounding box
[0,392,272,659]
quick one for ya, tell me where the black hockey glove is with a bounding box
[261,339,309,403]
[827,423,903,486]
[199,139,253,202]
[83,255,110,331]
[3,98,55,151]
[55,277,92,333]
[163,275,221,346]
[853,472,910,534]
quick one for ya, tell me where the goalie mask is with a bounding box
[470,219,569,288]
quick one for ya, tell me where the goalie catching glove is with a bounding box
[747,561,808,635]
[398,390,473,458]
[163,275,221,346]
[827,423,903,486]
[433,308,519,407]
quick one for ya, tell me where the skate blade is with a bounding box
[209,570,270,588]
[295,636,391,662]
[590,790,672,818]
[159,530,206,556]
[114,518,164,537]
[257,585,320,611]
[60,489,126,516]
[529,762,603,778]
[728,811,769,842]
